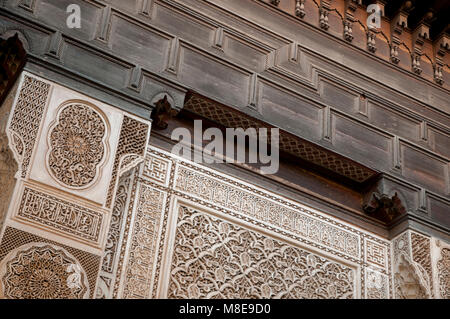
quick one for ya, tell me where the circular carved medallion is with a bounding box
[0,243,89,299]
[47,103,106,188]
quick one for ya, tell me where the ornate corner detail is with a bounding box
[150,93,179,130]
[363,192,406,223]
[105,115,150,208]
[0,242,90,299]
[394,253,429,299]
[46,102,108,189]
[392,231,432,299]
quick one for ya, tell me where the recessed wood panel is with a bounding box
[320,82,358,113]
[260,82,322,141]
[401,144,448,195]
[429,128,450,159]
[153,3,214,48]
[428,195,450,227]
[332,114,392,169]
[62,42,131,88]
[107,0,138,13]
[179,47,251,107]
[368,102,421,141]
[110,15,171,72]
[35,0,101,41]
[223,34,268,72]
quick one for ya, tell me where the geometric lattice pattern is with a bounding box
[411,232,433,295]
[366,239,387,269]
[106,116,149,207]
[8,75,50,178]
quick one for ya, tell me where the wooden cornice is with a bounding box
[183,91,379,187]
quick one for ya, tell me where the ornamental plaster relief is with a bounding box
[108,146,398,299]
[0,71,151,299]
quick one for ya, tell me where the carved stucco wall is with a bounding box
[101,146,450,299]
[0,72,151,299]
[99,146,398,299]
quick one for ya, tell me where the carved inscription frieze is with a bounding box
[175,165,360,259]
[121,184,165,299]
[16,187,102,244]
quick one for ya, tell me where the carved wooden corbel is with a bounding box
[319,0,331,30]
[270,0,280,6]
[363,191,406,223]
[411,11,433,75]
[343,0,360,42]
[150,94,179,130]
[367,30,376,53]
